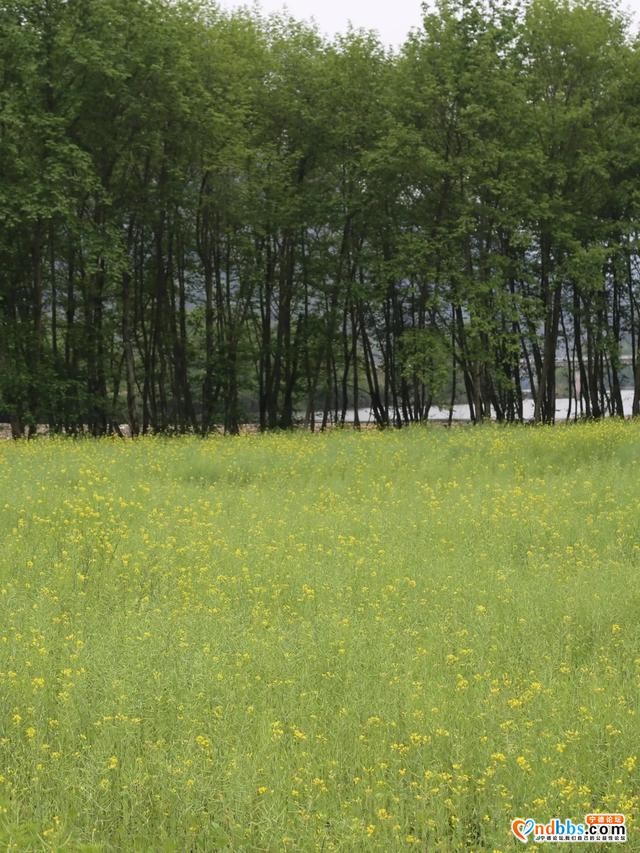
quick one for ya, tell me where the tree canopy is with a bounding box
[1,0,639,435]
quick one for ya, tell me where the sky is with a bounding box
[220,0,640,48]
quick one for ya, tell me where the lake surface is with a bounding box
[331,389,637,423]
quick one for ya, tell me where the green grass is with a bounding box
[0,422,639,850]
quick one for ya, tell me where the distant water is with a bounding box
[322,389,637,424]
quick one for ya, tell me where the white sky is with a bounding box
[220,0,640,48]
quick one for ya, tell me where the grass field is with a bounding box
[0,422,639,850]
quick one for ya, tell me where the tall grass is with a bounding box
[0,422,638,850]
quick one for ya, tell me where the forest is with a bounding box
[1,0,640,435]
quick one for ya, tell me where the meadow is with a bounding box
[0,422,638,851]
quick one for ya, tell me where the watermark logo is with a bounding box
[512,818,535,842]
[511,814,626,843]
